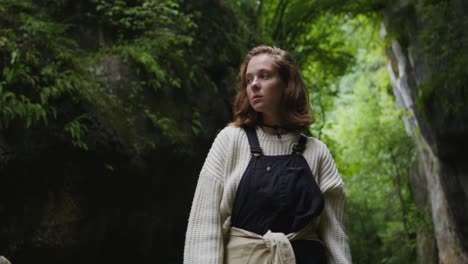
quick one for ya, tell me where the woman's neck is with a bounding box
[259,116,289,138]
[261,113,282,127]
[260,124,288,136]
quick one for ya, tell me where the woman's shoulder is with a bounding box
[210,124,245,147]
[304,136,342,191]
[303,135,338,164]
[216,124,244,138]
[305,135,330,153]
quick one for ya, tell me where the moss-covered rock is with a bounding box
[0,0,254,263]
[384,0,468,262]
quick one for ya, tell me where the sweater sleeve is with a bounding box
[183,129,229,264]
[317,146,352,264]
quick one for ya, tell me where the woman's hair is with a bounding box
[232,45,314,130]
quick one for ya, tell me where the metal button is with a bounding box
[266,166,271,172]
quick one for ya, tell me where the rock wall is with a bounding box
[383,0,468,263]
[0,1,245,263]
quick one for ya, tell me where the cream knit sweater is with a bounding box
[184,125,351,264]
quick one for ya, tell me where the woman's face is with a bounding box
[245,54,285,121]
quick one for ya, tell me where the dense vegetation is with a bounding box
[323,18,419,263]
[0,0,244,155]
[3,0,466,263]
[1,1,249,262]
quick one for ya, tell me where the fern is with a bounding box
[64,118,89,150]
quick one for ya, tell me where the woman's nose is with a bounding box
[251,77,260,89]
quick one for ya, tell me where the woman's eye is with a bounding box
[246,78,252,84]
[261,74,270,79]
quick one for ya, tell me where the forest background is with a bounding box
[1,0,467,263]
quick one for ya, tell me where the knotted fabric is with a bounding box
[225,223,320,264]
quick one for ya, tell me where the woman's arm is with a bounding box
[184,173,224,263]
[184,129,229,264]
[317,145,352,264]
[319,187,351,264]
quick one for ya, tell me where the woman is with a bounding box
[184,45,351,264]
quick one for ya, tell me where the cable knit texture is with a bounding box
[184,125,351,264]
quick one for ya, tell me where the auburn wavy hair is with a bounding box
[232,45,314,130]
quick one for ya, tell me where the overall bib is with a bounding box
[227,126,326,264]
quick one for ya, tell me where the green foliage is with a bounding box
[0,0,91,147]
[259,0,356,69]
[64,118,89,150]
[86,0,234,154]
[95,0,196,97]
[95,0,196,41]
[412,0,468,117]
[329,81,418,263]
[257,0,386,67]
[0,83,47,129]
[322,16,420,263]
[0,0,245,154]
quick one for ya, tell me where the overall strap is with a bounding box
[292,134,308,154]
[243,126,263,157]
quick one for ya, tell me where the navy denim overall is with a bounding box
[231,126,326,263]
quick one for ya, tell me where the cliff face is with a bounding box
[383,0,468,263]
[0,1,244,263]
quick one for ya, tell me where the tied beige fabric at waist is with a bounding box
[224,222,320,264]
